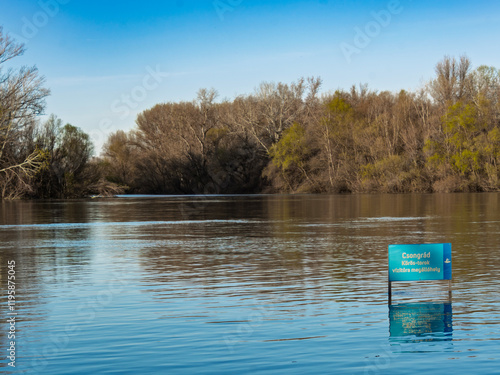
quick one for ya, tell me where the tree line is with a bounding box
[102,56,500,195]
[0,27,120,199]
[1,27,499,199]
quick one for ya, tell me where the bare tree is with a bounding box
[0,27,50,197]
[232,77,320,153]
[429,55,472,106]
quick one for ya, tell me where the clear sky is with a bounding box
[1,0,499,154]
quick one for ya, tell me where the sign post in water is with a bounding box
[388,243,452,303]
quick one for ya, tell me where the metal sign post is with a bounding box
[388,243,452,303]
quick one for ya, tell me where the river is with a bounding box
[0,194,499,374]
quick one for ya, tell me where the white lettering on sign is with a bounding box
[402,252,431,260]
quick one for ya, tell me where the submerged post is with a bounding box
[388,280,392,304]
[388,243,452,303]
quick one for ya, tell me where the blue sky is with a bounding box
[1,0,499,153]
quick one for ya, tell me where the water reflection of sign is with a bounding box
[389,302,453,342]
[388,243,452,281]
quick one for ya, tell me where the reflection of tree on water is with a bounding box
[389,302,453,349]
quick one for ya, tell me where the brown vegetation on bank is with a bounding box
[1,27,499,198]
[102,57,500,195]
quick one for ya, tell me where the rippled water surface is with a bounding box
[1,194,499,374]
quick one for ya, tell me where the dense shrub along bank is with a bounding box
[1,22,499,198]
[101,57,500,194]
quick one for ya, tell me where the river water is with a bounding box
[0,194,499,374]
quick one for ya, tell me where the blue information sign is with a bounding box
[388,243,452,281]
